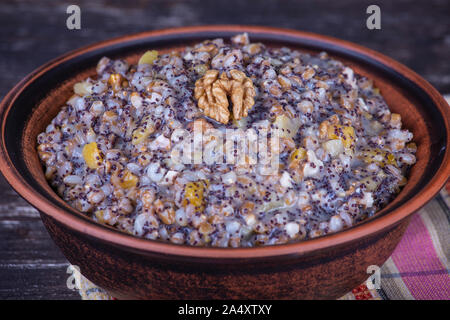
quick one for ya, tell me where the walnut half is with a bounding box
[194,69,256,124]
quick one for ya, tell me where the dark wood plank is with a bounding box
[0,176,80,299]
[0,0,448,299]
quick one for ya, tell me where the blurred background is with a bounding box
[0,0,448,299]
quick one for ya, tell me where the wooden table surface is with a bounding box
[0,0,449,299]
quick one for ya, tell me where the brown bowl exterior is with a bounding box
[41,212,411,299]
[0,26,449,299]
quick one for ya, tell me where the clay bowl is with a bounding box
[0,26,449,299]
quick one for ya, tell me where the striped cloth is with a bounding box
[75,97,450,301]
[340,184,450,300]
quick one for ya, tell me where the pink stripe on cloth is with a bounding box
[391,213,450,300]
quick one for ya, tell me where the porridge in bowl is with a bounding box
[37,33,416,247]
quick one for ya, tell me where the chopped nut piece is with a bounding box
[158,207,176,225]
[302,67,315,80]
[108,73,123,92]
[244,43,262,55]
[140,189,156,208]
[319,120,330,139]
[277,75,291,90]
[186,118,214,131]
[199,222,214,235]
[229,69,256,120]
[194,70,229,123]
[194,69,256,124]
[193,42,219,56]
